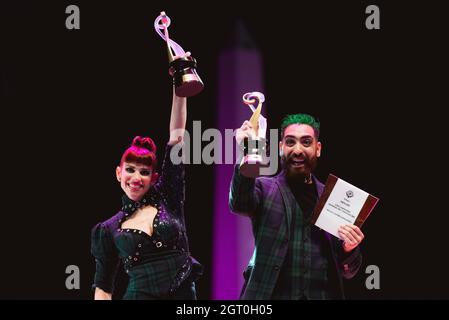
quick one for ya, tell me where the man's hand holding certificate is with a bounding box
[338,224,365,252]
[311,174,379,251]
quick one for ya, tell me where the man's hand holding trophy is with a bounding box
[237,92,269,178]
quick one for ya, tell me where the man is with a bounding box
[229,114,364,299]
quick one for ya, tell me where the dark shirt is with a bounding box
[289,178,317,219]
[91,144,202,299]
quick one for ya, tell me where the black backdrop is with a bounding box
[1,0,448,299]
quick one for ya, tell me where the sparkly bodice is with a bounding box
[114,192,189,272]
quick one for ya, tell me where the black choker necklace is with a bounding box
[121,193,158,215]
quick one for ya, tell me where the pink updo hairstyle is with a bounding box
[120,136,158,169]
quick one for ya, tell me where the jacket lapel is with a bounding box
[314,175,324,197]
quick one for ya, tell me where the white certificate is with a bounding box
[311,174,379,239]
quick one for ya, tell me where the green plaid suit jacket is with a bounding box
[229,165,362,299]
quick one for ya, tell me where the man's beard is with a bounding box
[281,154,318,180]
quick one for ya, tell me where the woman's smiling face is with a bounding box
[116,162,154,201]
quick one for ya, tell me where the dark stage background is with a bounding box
[1,1,448,299]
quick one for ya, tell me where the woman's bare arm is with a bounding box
[168,89,187,146]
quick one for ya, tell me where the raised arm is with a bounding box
[168,51,192,146]
[229,120,261,216]
[157,86,187,211]
[168,89,187,146]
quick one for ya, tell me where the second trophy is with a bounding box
[240,91,269,178]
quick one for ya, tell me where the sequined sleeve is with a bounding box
[155,143,185,214]
[91,222,120,294]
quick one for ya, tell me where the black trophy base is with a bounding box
[169,57,204,97]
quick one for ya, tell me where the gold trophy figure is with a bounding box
[239,92,269,178]
[154,12,204,97]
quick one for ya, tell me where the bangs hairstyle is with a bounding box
[120,136,157,168]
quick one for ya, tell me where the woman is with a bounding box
[91,85,202,300]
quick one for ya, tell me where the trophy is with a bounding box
[154,11,204,97]
[239,92,269,178]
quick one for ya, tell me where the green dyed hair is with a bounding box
[280,113,320,139]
